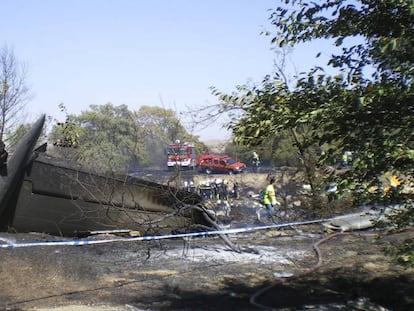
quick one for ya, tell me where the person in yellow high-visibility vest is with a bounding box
[262,177,278,218]
[252,151,260,172]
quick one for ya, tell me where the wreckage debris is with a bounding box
[0,115,217,237]
[2,114,407,242]
[322,204,409,232]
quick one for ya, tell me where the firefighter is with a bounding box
[189,181,196,193]
[252,151,260,172]
[232,182,239,199]
[213,178,222,200]
[198,180,213,201]
[262,176,278,219]
[219,179,229,201]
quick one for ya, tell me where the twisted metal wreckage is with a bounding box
[0,113,404,245]
[0,114,221,238]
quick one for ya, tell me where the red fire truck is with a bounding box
[166,140,196,170]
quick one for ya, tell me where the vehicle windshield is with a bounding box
[168,147,187,156]
[226,158,237,165]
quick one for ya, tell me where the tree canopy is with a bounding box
[214,0,414,206]
[49,103,203,173]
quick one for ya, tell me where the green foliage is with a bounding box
[77,104,144,172]
[267,132,299,167]
[49,104,141,173]
[224,141,248,161]
[215,0,414,202]
[6,115,51,152]
[135,105,206,165]
[225,130,302,167]
[49,103,203,173]
[213,0,414,265]
[6,123,32,151]
[385,237,414,268]
[136,105,188,144]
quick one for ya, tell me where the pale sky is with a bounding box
[2,0,334,141]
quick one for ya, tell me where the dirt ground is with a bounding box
[1,172,414,310]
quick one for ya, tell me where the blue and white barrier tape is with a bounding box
[0,219,327,249]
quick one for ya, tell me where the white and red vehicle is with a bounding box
[166,140,196,170]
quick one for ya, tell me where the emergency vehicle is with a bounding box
[197,153,246,175]
[166,140,196,170]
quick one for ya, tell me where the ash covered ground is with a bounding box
[0,171,413,310]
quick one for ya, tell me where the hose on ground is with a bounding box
[249,231,378,310]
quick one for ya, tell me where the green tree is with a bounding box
[6,115,51,153]
[268,0,414,204]
[135,106,190,144]
[79,103,147,173]
[214,0,414,263]
[50,103,146,173]
[7,123,31,150]
[49,104,205,172]
[216,0,414,203]
[134,106,207,167]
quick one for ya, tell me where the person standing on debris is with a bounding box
[213,178,222,200]
[233,181,239,199]
[189,181,196,193]
[262,177,278,219]
[252,151,260,172]
[220,179,229,201]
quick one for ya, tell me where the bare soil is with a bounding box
[1,172,413,310]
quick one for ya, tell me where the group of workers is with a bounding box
[183,176,280,222]
[180,151,281,221]
[185,178,239,202]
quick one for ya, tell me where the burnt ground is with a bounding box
[0,172,414,310]
[1,227,413,311]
